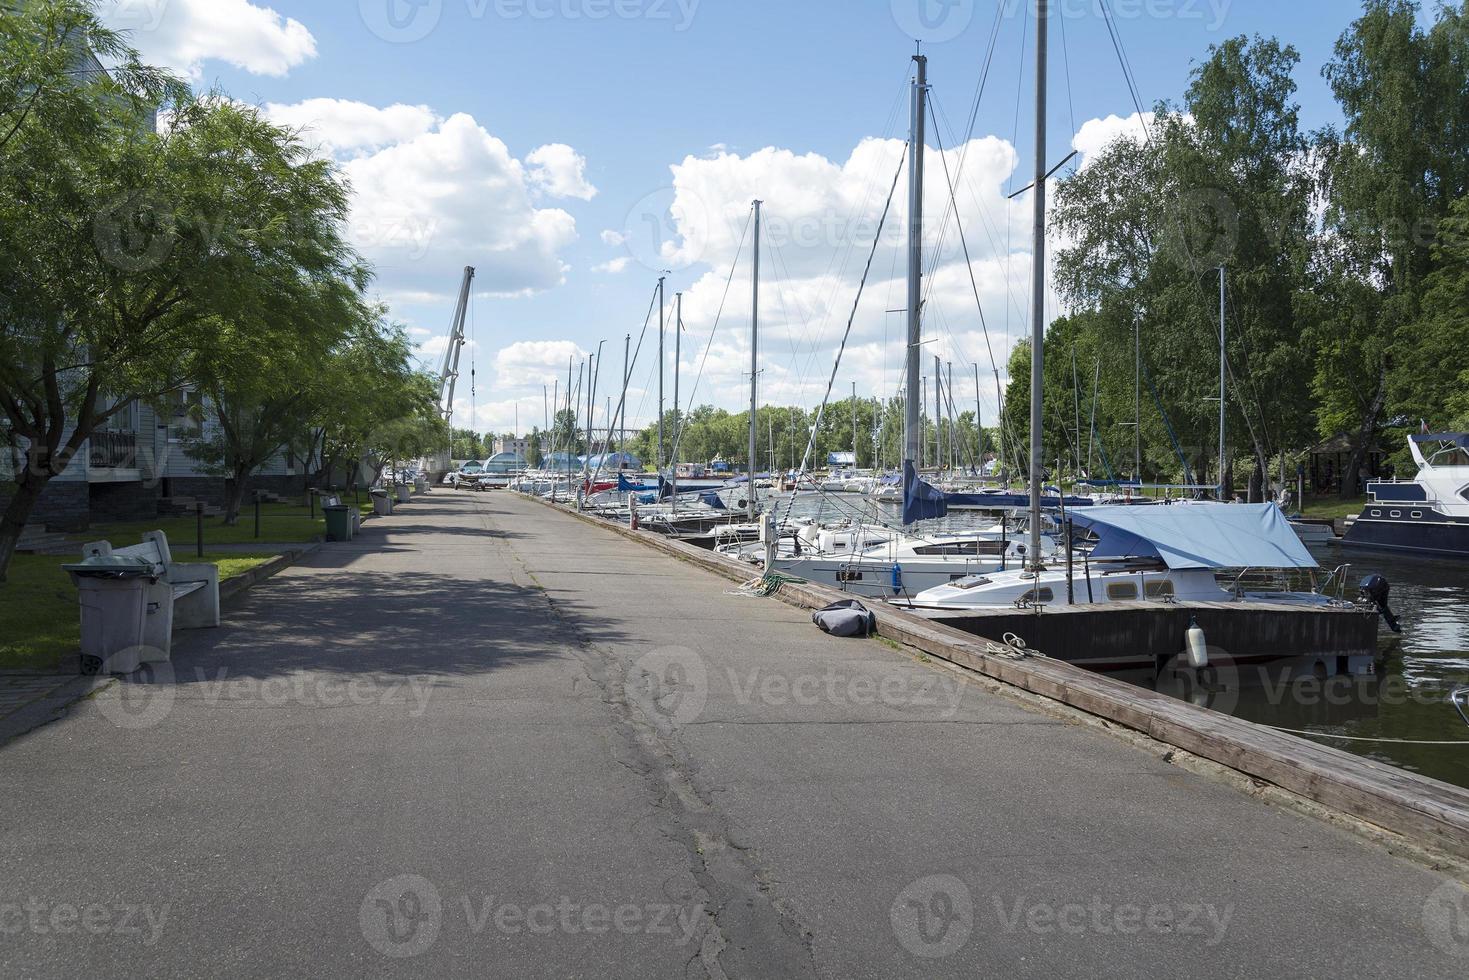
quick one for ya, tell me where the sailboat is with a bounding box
[907,5,1349,617]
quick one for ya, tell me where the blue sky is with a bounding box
[105,0,1385,436]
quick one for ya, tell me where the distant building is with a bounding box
[494,436,529,457]
[827,452,857,468]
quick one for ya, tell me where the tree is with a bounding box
[1318,1,1469,482]
[1052,36,1318,498]
[0,2,195,580]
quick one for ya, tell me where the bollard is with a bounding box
[309,489,317,520]
[195,501,204,558]
[254,491,261,540]
[764,513,778,574]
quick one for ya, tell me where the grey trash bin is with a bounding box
[64,556,172,674]
[395,484,411,504]
[370,489,393,516]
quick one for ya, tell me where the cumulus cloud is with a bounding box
[593,257,632,274]
[326,112,579,300]
[99,0,316,79]
[600,229,627,247]
[1073,112,1160,166]
[263,99,438,157]
[439,341,592,436]
[615,135,1041,421]
[526,143,598,201]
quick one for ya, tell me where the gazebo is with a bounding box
[1307,432,1387,496]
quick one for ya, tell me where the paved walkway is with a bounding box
[0,492,1465,978]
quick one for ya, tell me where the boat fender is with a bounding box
[891,563,903,595]
[1184,617,1209,669]
[1359,575,1402,634]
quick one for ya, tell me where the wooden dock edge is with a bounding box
[528,495,1469,862]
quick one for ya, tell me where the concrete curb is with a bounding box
[0,541,326,747]
[532,495,1469,861]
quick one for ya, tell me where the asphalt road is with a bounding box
[1,491,1466,978]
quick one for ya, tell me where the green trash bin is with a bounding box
[323,505,353,542]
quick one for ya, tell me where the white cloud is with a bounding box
[526,143,598,201]
[329,112,579,300]
[263,99,438,157]
[600,229,628,247]
[100,0,316,79]
[623,135,1041,420]
[1073,112,1159,166]
[593,257,632,274]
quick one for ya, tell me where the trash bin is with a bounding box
[370,489,393,516]
[323,505,353,542]
[395,484,411,504]
[414,477,428,494]
[63,556,171,674]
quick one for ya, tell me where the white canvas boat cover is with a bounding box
[1073,503,1318,570]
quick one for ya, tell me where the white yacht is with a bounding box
[1343,433,1469,558]
[719,519,1058,600]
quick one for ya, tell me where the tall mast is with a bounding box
[657,276,666,473]
[852,381,858,464]
[620,333,630,456]
[1134,315,1142,481]
[905,54,927,470]
[673,292,682,510]
[934,354,943,474]
[748,200,762,522]
[1218,266,1227,499]
[973,363,983,476]
[1027,0,1048,568]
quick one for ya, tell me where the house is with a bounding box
[493,436,529,457]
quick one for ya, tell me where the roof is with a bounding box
[1072,503,1317,570]
[1308,432,1385,455]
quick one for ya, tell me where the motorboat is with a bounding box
[1342,433,1469,558]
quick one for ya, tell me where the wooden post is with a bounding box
[195,501,204,558]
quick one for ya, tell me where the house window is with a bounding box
[1106,583,1139,600]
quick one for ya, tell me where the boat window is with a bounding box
[1412,511,1423,519]
[1371,510,1382,518]
[912,541,994,556]
[1390,510,1401,518]
[1461,487,1469,503]
[1031,588,1055,603]
[1145,580,1176,599]
[1106,583,1139,600]
[950,576,992,590]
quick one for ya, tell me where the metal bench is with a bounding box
[78,530,220,631]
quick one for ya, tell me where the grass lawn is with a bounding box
[1297,495,1368,521]
[67,499,373,550]
[0,552,278,673]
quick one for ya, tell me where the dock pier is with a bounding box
[3,490,1466,977]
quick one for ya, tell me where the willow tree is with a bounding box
[0,0,185,580]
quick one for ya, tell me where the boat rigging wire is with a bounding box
[795,142,909,478]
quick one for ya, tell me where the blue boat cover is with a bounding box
[1072,503,1317,570]
[700,491,727,510]
[902,461,948,525]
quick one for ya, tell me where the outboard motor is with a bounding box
[1359,575,1402,634]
